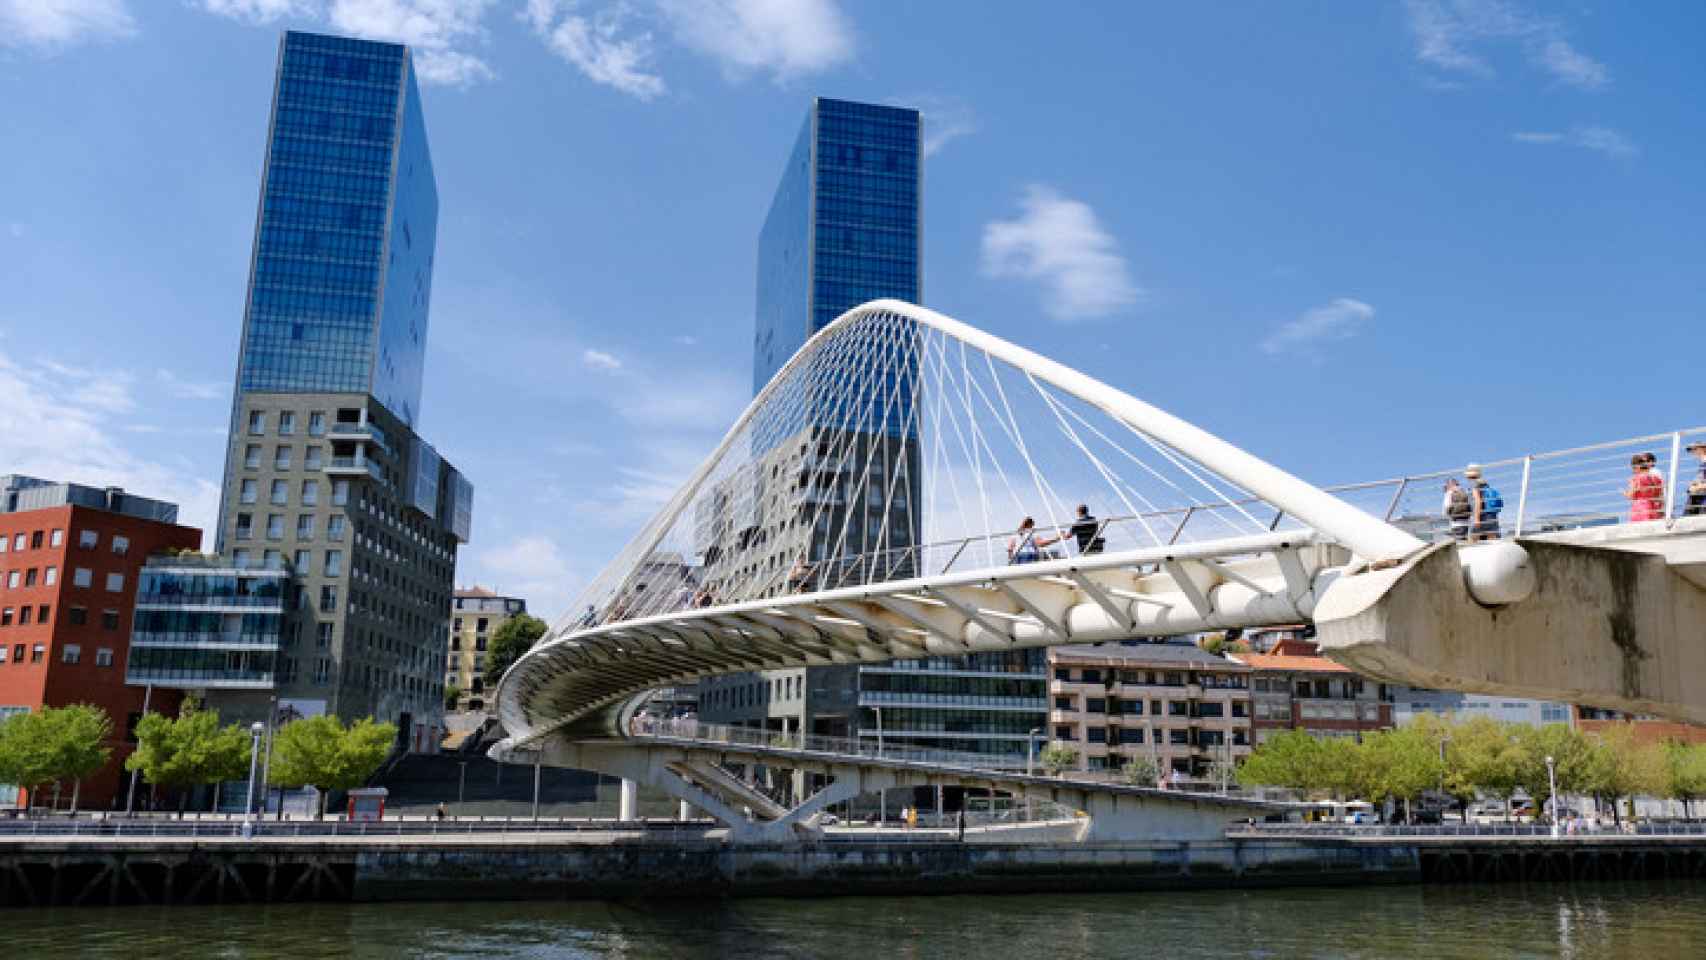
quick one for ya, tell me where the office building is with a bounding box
[446,586,526,711]
[0,477,201,808]
[1393,688,1572,728]
[1231,639,1394,743]
[706,98,1028,749]
[1047,642,1252,780]
[209,31,472,748]
[126,556,289,691]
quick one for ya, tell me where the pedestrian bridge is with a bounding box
[493,299,1706,839]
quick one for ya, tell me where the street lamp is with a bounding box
[243,721,264,834]
[873,707,885,827]
[1544,754,1560,839]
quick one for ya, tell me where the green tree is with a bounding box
[1038,742,1077,777]
[443,683,462,713]
[1452,717,1525,820]
[1512,723,1594,820]
[0,705,115,813]
[1359,726,1443,822]
[1236,730,1324,793]
[1120,757,1158,787]
[483,614,549,688]
[126,706,251,816]
[1581,724,1666,825]
[269,715,396,818]
[1662,742,1706,819]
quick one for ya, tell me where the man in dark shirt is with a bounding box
[1069,504,1105,554]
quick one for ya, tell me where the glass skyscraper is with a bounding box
[236,31,437,429]
[204,31,469,751]
[753,98,921,394]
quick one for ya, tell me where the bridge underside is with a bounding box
[1317,518,1706,725]
[516,734,1277,844]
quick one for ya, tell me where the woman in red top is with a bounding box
[1624,453,1665,521]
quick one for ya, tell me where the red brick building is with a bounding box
[1575,706,1706,745]
[0,478,199,809]
[1232,639,1394,744]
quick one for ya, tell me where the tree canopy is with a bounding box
[269,715,396,817]
[0,704,114,812]
[483,613,549,688]
[126,706,252,814]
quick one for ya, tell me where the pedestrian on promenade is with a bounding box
[1442,478,1472,541]
[1466,465,1502,541]
[957,808,966,842]
[1624,452,1665,521]
[435,802,447,822]
[1684,442,1706,516]
[1069,504,1105,555]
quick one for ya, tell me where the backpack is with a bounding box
[1479,483,1503,514]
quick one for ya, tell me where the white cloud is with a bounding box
[656,0,853,81]
[0,354,218,547]
[1511,125,1637,158]
[198,0,315,23]
[469,534,578,620]
[156,368,227,401]
[325,0,498,86]
[1261,298,1375,356]
[0,0,135,51]
[902,94,976,158]
[1403,0,1608,90]
[609,371,747,431]
[525,0,666,100]
[581,348,622,371]
[981,185,1140,321]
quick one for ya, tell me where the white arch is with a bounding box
[499,300,1423,745]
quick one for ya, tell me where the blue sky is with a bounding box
[1,1,1700,616]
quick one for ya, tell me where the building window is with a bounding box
[263,549,282,569]
[270,479,289,505]
[324,550,342,576]
[244,444,262,469]
[475,635,488,652]
[72,567,92,588]
[308,412,326,436]
[317,622,333,647]
[100,605,120,628]
[30,531,43,549]
[319,585,337,613]
[248,410,266,435]
[297,515,315,539]
[3,571,15,588]
[332,480,349,506]
[16,607,29,625]
[95,648,113,667]
[267,515,285,540]
[61,644,80,665]
[104,572,124,593]
[236,514,254,540]
[294,549,311,574]
[274,446,292,471]
[23,569,36,587]
[68,606,86,625]
[232,549,251,567]
[240,479,258,504]
[313,658,330,685]
[30,645,44,663]
[327,516,345,540]
[0,608,10,626]
[8,644,20,663]
[279,411,296,436]
[305,446,323,470]
[301,480,319,506]
[77,529,97,549]
[111,535,129,556]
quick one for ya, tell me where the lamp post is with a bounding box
[243,721,264,834]
[1545,754,1560,839]
[123,682,152,817]
[457,760,469,814]
[1438,734,1451,818]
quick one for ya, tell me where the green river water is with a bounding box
[8,882,1703,959]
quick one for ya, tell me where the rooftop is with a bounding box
[0,474,181,525]
[1229,639,1350,674]
[1052,641,1248,670]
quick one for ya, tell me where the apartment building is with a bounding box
[1232,638,1394,743]
[446,587,526,711]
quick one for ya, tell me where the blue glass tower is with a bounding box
[236,31,437,429]
[754,98,921,396]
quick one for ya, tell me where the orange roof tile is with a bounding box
[1231,652,1352,673]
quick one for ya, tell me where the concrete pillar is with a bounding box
[619,778,639,822]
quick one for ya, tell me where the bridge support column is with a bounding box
[618,779,638,822]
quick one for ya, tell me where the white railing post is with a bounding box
[1382,478,1410,522]
[1665,432,1683,521]
[1513,456,1534,537]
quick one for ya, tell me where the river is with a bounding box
[9,882,1704,958]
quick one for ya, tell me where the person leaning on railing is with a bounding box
[1624,452,1666,521]
[1684,441,1706,516]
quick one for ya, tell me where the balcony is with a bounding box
[326,455,384,481]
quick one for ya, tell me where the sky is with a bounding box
[1,1,1701,619]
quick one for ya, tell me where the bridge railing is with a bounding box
[1230,820,1706,839]
[629,715,1027,772]
[771,424,1706,595]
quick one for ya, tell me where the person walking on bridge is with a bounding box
[1685,441,1706,517]
[1465,465,1502,541]
[1008,517,1064,564]
[1624,452,1666,521]
[1069,504,1106,555]
[1442,478,1472,541]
